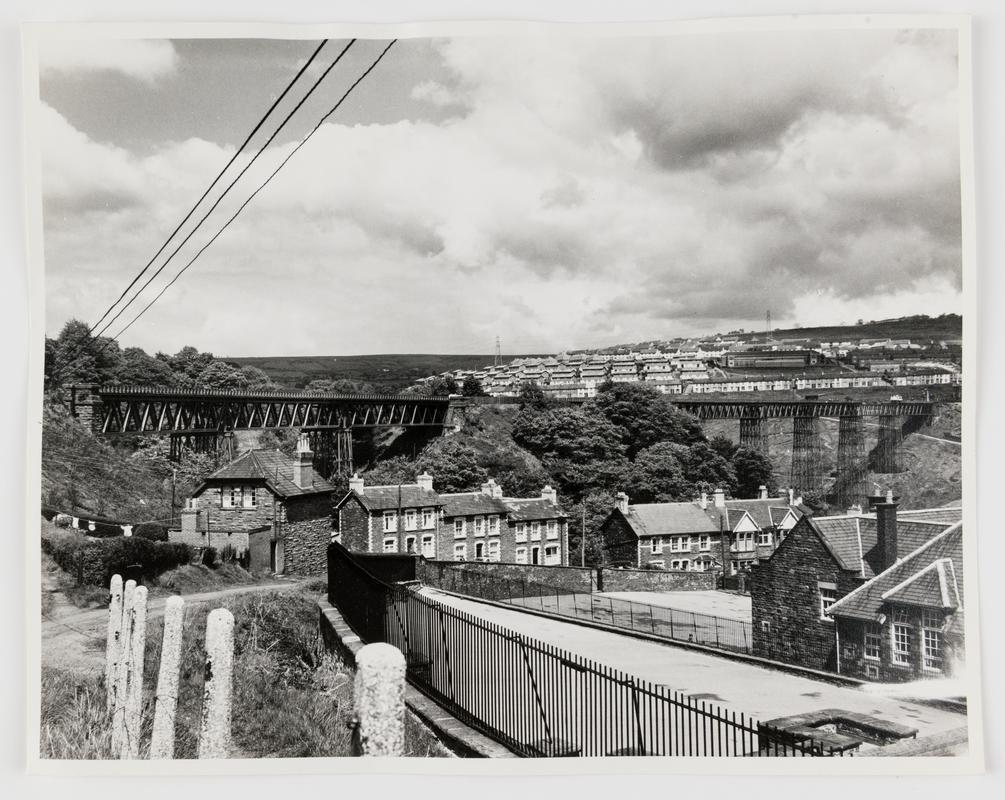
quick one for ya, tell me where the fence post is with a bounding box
[121,585,148,759]
[150,595,185,759]
[111,579,136,754]
[198,608,235,759]
[354,642,406,756]
[105,574,124,712]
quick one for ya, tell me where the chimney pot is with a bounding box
[699,491,708,510]
[713,488,726,508]
[615,491,629,514]
[541,485,557,504]
[417,472,434,492]
[758,484,768,500]
[349,473,365,493]
[876,493,900,570]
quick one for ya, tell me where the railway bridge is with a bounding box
[68,385,935,507]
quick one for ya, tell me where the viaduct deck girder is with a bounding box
[670,400,934,420]
[87,385,450,434]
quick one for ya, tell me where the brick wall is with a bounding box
[600,513,640,566]
[750,518,862,671]
[193,485,277,532]
[599,567,717,592]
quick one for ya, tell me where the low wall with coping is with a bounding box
[601,567,718,592]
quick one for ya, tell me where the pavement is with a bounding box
[420,587,967,740]
[598,590,752,621]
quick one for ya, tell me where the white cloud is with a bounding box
[40,31,963,355]
[39,38,178,83]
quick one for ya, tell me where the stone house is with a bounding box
[333,472,443,557]
[170,435,336,576]
[334,474,569,565]
[827,523,964,682]
[750,494,963,674]
[599,487,804,574]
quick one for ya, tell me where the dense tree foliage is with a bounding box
[732,447,776,498]
[591,382,705,457]
[415,438,488,493]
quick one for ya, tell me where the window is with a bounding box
[453,542,467,561]
[473,516,485,537]
[488,540,500,562]
[242,486,256,508]
[383,536,397,554]
[650,537,662,554]
[515,523,527,543]
[734,532,755,552]
[648,560,665,570]
[922,610,944,672]
[222,486,240,508]
[698,534,711,551]
[383,511,397,532]
[404,536,417,554]
[730,560,740,576]
[757,530,773,547]
[474,541,485,561]
[404,509,417,531]
[546,520,558,540]
[670,559,690,571]
[669,536,690,552]
[892,609,913,666]
[818,583,837,620]
[515,547,528,564]
[421,508,435,529]
[453,519,466,538]
[693,559,709,572]
[488,515,499,535]
[530,522,542,541]
[864,623,882,661]
[544,545,560,565]
[421,535,435,558]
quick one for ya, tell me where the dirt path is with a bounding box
[41,580,310,673]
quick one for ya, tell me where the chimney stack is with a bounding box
[541,485,557,504]
[417,472,434,492]
[787,487,794,505]
[875,489,899,570]
[349,473,365,493]
[181,503,201,534]
[758,484,768,500]
[713,487,726,508]
[615,492,629,514]
[699,491,708,510]
[292,433,314,489]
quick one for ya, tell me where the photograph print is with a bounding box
[24,15,980,770]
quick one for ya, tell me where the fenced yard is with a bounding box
[328,543,843,757]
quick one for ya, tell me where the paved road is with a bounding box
[41,580,306,673]
[420,588,966,740]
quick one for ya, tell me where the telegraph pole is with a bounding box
[581,503,587,567]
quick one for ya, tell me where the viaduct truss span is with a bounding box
[669,399,936,508]
[67,384,451,475]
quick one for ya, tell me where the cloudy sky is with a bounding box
[38,29,963,357]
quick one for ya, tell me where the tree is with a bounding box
[257,428,299,458]
[194,361,274,390]
[167,346,215,382]
[565,491,616,566]
[237,365,275,390]
[518,381,549,409]
[708,434,738,462]
[46,319,123,387]
[461,375,488,397]
[731,447,776,499]
[306,378,375,393]
[632,442,691,502]
[591,382,705,457]
[360,455,419,487]
[416,438,488,492]
[116,347,177,385]
[678,442,737,495]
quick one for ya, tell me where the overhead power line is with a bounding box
[106,40,398,346]
[90,38,358,343]
[86,39,331,338]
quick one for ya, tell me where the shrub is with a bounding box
[219,543,238,564]
[42,533,192,587]
[201,546,218,568]
[133,522,169,542]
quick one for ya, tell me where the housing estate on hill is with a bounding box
[169,434,336,576]
[599,487,806,576]
[334,474,570,565]
[750,493,964,681]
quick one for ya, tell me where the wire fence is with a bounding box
[427,566,754,655]
[327,543,845,757]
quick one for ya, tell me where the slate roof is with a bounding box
[505,498,568,521]
[348,485,442,512]
[719,498,806,529]
[199,449,335,499]
[827,524,964,621]
[623,502,720,537]
[438,492,511,518]
[810,511,961,579]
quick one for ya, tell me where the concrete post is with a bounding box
[105,574,124,712]
[198,608,235,759]
[353,642,406,756]
[121,585,148,759]
[150,595,185,759]
[111,579,136,754]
